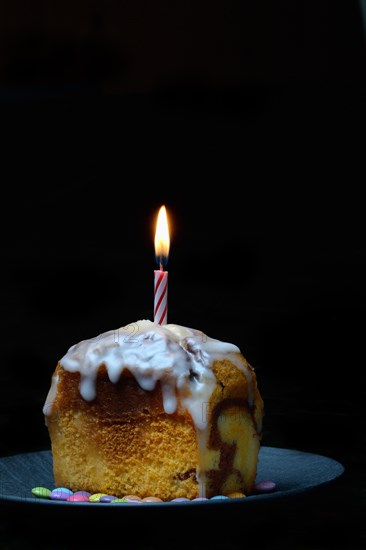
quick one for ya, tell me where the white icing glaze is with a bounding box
[45,320,255,497]
[42,373,59,421]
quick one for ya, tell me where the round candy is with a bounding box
[89,493,108,502]
[227,492,246,499]
[253,480,277,493]
[210,495,229,500]
[123,495,142,501]
[74,491,91,497]
[54,487,73,495]
[31,487,51,499]
[170,497,190,502]
[142,496,163,502]
[100,495,118,503]
[50,489,72,501]
[192,497,208,501]
[67,494,90,502]
[111,498,129,503]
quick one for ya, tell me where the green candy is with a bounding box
[32,486,51,498]
[111,498,128,503]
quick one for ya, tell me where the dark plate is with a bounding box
[0,446,344,509]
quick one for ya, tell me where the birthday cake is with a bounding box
[43,320,264,501]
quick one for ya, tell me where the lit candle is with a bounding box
[154,205,170,325]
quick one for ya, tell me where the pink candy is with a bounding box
[67,493,90,502]
[253,480,277,493]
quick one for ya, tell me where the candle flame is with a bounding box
[154,205,170,268]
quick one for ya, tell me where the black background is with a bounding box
[1,1,366,548]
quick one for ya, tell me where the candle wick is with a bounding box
[159,261,164,271]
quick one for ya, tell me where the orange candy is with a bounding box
[227,492,246,499]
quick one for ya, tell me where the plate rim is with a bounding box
[0,446,345,508]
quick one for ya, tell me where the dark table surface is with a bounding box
[0,373,363,549]
[1,75,366,548]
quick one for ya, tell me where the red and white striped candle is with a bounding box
[154,206,170,325]
[154,269,168,325]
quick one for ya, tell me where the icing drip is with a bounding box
[42,373,59,421]
[45,320,254,497]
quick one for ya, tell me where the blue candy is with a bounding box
[100,495,118,503]
[54,487,73,495]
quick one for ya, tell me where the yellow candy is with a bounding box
[89,493,108,502]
